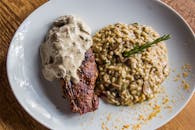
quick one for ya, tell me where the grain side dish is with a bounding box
[92,23,170,105]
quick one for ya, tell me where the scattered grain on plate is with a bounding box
[114,125,118,129]
[132,124,141,130]
[182,64,192,72]
[122,124,130,130]
[138,114,145,120]
[181,80,190,91]
[106,113,112,121]
[173,74,181,82]
[148,105,161,120]
[101,122,109,130]
[162,97,169,104]
[182,72,189,78]
[164,105,173,113]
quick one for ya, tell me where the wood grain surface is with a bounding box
[0,0,194,130]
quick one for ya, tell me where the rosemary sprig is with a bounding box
[123,34,171,57]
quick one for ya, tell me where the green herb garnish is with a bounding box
[132,22,138,26]
[123,34,171,57]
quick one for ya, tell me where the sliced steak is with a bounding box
[61,49,99,114]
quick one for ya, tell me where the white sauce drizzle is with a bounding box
[40,15,92,82]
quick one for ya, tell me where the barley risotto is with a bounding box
[92,23,170,105]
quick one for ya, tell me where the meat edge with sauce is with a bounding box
[40,15,99,114]
[60,49,99,114]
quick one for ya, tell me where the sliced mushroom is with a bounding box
[143,81,152,95]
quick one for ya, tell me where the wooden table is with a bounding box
[0,0,194,129]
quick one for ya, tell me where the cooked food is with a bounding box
[92,23,170,105]
[40,15,99,114]
[61,49,99,114]
[40,15,92,82]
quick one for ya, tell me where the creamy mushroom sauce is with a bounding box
[40,15,92,82]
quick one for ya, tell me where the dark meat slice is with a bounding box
[61,49,99,114]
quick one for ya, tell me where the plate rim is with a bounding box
[6,0,195,129]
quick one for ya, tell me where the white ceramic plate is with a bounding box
[7,0,195,129]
